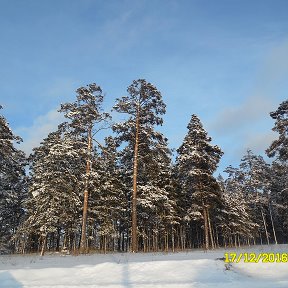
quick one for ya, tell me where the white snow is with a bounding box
[0,245,287,288]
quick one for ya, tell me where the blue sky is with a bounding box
[1,0,288,174]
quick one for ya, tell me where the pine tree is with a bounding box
[269,161,288,243]
[59,83,110,253]
[266,100,288,242]
[135,137,175,252]
[88,136,126,252]
[239,150,271,244]
[175,114,223,250]
[113,79,172,252]
[0,105,26,253]
[266,100,288,161]
[20,128,82,255]
[221,166,258,247]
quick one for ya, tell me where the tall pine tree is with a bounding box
[266,100,288,242]
[20,128,82,255]
[221,165,258,247]
[175,114,223,250]
[266,100,288,161]
[239,150,271,244]
[113,79,172,252]
[0,105,26,253]
[59,83,110,253]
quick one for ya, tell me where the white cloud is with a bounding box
[243,131,278,154]
[210,96,274,135]
[229,130,279,163]
[15,109,65,155]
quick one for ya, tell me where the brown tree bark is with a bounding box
[261,206,270,245]
[269,203,278,244]
[207,207,215,249]
[171,227,175,252]
[132,104,140,252]
[80,126,92,253]
[203,203,209,250]
[40,235,47,257]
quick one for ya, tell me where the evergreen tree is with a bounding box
[239,150,271,244]
[221,166,258,247]
[0,105,26,253]
[59,83,110,253]
[20,128,82,255]
[266,100,288,161]
[175,114,223,249]
[266,100,288,242]
[113,79,173,252]
[88,136,126,252]
[269,161,288,243]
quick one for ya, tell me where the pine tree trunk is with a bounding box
[176,227,180,251]
[237,234,241,247]
[104,235,107,254]
[171,227,175,252]
[165,229,169,252]
[80,126,92,253]
[63,231,67,252]
[40,235,47,257]
[148,229,151,252]
[196,226,199,248]
[261,206,270,245]
[269,203,278,244]
[132,104,140,253]
[202,204,209,250]
[180,226,185,250]
[259,232,263,245]
[215,226,219,248]
[207,208,214,249]
[143,230,147,252]
[56,228,61,251]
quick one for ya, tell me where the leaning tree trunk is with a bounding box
[207,208,215,249]
[261,206,270,245]
[132,104,140,253]
[80,126,92,253]
[269,202,278,244]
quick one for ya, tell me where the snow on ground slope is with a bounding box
[0,245,287,288]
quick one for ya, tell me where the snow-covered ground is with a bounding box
[0,245,287,287]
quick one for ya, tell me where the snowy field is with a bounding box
[0,245,287,288]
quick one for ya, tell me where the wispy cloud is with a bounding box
[211,40,288,135]
[210,96,274,135]
[210,40,288,171]
[242,131,278,154]
[15,109,64,155]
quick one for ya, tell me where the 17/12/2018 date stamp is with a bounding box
[224,252,288,263]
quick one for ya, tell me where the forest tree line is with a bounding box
[0,79,287,255]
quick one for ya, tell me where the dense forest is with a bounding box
[0,79,287,255]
